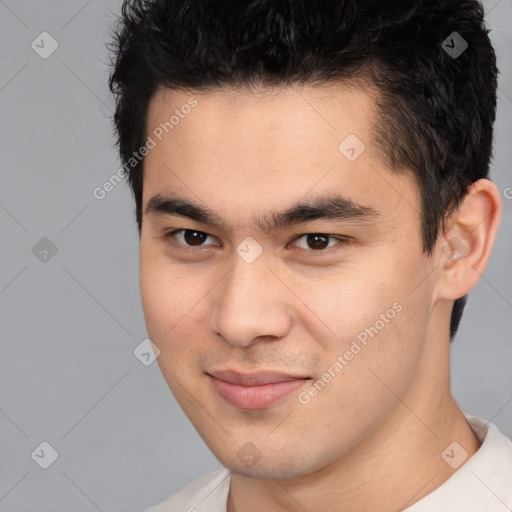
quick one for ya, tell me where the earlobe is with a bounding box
[436,179,502,301]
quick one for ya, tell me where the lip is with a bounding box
[207,370,310,410]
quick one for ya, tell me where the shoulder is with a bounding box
[143,467,231,512]
[406,414,512,511]
[465,413,512,461]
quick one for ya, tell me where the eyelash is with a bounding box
[162,229,349,255]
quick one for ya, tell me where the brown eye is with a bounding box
[293,233,344,252]
[305,234,330,250]
[182,230,207,246]
[164,229,218,247]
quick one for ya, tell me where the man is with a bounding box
[108,0,512,510]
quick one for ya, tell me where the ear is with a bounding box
[435,179,502,301]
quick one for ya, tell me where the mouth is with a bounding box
[206,369,311,410]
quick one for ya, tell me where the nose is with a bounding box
[210,254,292,348]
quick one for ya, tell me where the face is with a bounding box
[139,83,441,479]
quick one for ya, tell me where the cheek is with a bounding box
[140,247,190,341]
[282,259,403,345]
[292,255,430,393]
[139,252,207,394]
[139,247,222,363]
[140,244,186,310]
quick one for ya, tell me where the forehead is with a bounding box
[143,83,418,224]
[146,82,379,150]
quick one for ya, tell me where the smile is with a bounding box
[207,370,311,410]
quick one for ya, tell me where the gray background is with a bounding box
[0,1,510,511]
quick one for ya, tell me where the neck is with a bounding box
[227,353,480,512]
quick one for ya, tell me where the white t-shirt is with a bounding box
[144,414,512,512]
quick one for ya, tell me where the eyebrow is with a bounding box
[144,192,379,234]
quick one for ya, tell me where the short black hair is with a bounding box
[108,0,498,342]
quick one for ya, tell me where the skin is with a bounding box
[139,83,502,512]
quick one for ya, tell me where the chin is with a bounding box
[217,447,331,481]
[229,462,308,480]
